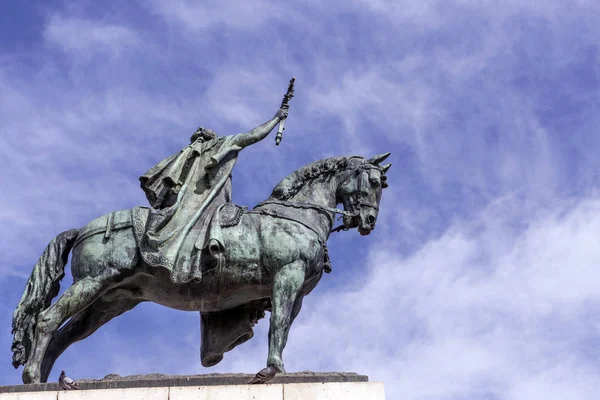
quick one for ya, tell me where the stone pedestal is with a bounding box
[0,373,385,400]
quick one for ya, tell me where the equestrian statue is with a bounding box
[11,78,392,384]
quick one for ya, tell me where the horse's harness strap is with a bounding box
[105,211,115,239]
[254,200,345,236]
[248,207,327,244]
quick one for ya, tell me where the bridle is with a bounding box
[338,163,381,212]
[330,163,382,233]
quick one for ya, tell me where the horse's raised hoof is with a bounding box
[248,365,278,384]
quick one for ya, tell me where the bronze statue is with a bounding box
[11,78,391,384]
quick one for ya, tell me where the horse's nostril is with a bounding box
[367,215,376,225]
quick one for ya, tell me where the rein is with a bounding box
[254,199,357,235]
[256,200,358,219]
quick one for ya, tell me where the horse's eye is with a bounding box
[370,179,380,187]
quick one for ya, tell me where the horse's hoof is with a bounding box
[248,366,278,384]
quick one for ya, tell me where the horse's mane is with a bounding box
[271,156,364,200]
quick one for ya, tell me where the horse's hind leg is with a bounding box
[40,291,143,382]
[23,274,119,383]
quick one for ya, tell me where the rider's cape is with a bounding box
[132,133,269,366]
[132,134,242,284]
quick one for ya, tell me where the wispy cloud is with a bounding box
[44,14,140,56]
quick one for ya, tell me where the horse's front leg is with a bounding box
[268,260,306,372]
[250,260,305,384]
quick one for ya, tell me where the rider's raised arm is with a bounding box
[231,109,287,149]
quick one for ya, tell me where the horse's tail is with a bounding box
[11,228,80,368]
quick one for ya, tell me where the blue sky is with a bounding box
[1,1,600,398]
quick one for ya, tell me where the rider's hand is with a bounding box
[275,108,288,121]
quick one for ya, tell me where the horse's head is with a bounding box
[337,153,391,235]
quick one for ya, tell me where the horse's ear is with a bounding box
[381,163,391,173]
[368,152,391,165]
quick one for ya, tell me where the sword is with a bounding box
[275,77,295,146]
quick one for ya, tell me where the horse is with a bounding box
[11,152,391,384]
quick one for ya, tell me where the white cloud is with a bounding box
[44,15,140,56]
[277,195,600,399]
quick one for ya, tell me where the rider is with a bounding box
[135,108,288,283]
